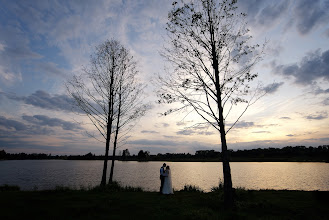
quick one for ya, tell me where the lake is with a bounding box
[0,160,328,191]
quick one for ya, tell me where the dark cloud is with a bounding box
[238,0,289,31]
[162,123,170,127]
[280,117,291,120]
[127,139,219,154]
[238,0,265,17]
[176,121,193,126]
[22,115,81,131]
[2,90,78,112]
[232,121,255,129]
[263,82,284,94]
[313,87,329,94]
[176,129,195,136]
[198,131,215,135]
[305,112,328,120]
[252,131,271,134]
[141,130,159,134]
[176,123,214,136]
[0,115,53,135]
[176,121,186,126]
[272,49,329,85]
[286,134,294,137]
[293,0,329,35]
[322,98,329,105]
[128,139,177,146]
[163,135,179,139]
[0,116,27,131]
[239,0,329,36]
[257,1,289,27]
[176,129,214,136]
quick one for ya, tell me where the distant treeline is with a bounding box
[1,145,329,162]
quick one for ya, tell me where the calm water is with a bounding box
[0,160,328,191]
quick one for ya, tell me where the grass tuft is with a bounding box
[91,181,143,192]
[180,185,204,192]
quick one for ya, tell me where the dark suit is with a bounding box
[160,166,165,193]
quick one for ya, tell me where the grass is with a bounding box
[0,183,328,220]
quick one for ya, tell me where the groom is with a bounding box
[160,163,166,194]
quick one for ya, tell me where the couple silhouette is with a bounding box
[159,163,173,194]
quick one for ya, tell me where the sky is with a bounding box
[0,0,328,155]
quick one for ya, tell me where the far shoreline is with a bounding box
[1,158,328,162]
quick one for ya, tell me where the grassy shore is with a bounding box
[0,184,328,220]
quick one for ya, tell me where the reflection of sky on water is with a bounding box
[0,160,328,192]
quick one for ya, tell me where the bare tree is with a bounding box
[67,39,146,186]
[108,49,148,183]
[158,0,265,207]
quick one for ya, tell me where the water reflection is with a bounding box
[0,160,328,191]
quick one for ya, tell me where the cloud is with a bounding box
[237,0,290,33]
[263,82,284,94]
[176,128,215,136]
[141,130,159,134]
[35,62,65,77]
[176,123,214,136]
[231,121,255,129]
[0,65,22,85]
[280,117,291,120]
[176,121,186,126]
[127,138,220,154]
[163,135,179,139]
[313,87,329,95]
[239,0,329,37]
[0,115,53,135]
[325,29,329,38]
[176,129,195,136]
[322,98,329,105]
[128,139,177,146]
[22,115,81,131]
[272,49,329,85]
[286,134,294,137]
[293,0,329,35]
[198,131,215,135]
[252,131,271,134]
[257,1,289,27]
[5,46,42,60]
[162,123,170,127]
[0,116,28,131]
[2,90,78,112]
[0,19,42,85]
[305,112,328,120]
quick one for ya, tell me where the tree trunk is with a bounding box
[109,81,122,183]
[101,60,115,186]
[109,119,119,183]
[209,9,234,207]
[219,120,234,208]
[217,86,234,208]
[101,109,112,186]
[108,127,119,183]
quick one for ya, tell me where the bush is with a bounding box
[0,184,20,191]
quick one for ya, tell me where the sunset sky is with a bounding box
[0,0,328,155]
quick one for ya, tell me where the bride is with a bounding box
[162,166,173,194]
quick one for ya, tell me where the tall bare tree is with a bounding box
[108,49,148,183]
[67,39,146,186]
[158,0,264,207]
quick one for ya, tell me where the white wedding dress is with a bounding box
[162,170,173,194]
